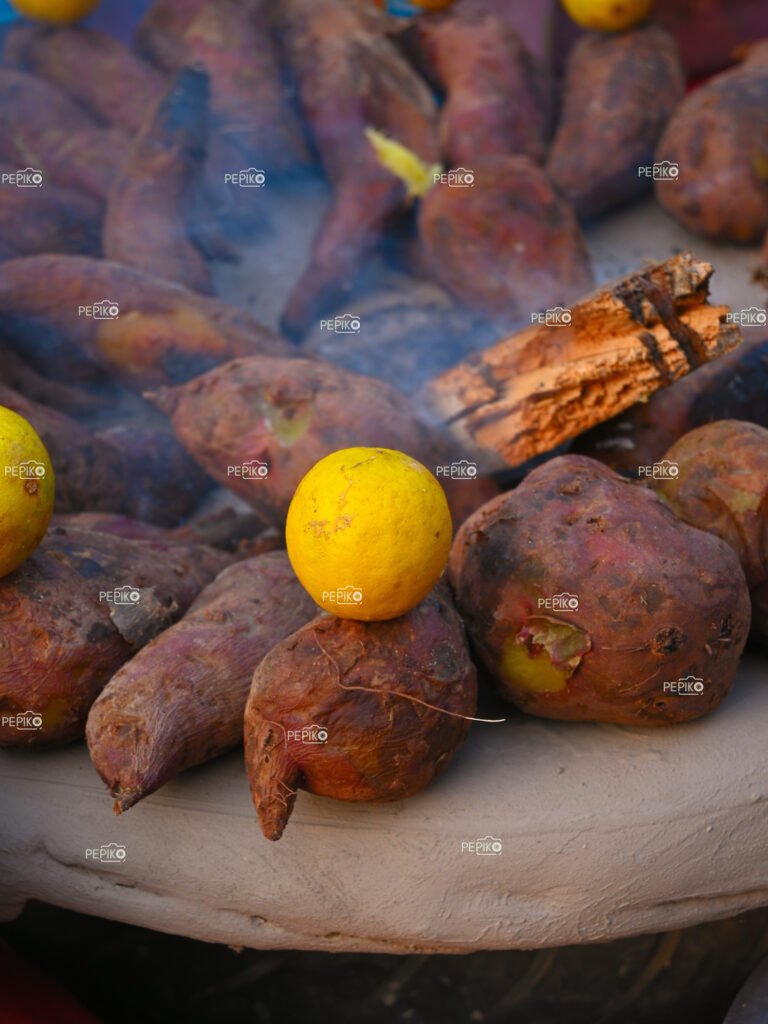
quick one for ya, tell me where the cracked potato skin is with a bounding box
[245,583,477,841]
[449,456,750,726]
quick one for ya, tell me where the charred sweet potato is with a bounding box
[0,255,291,390]
[87,552,316,811]
[150,355,434,525]
[0,165,101,257]
[183,0,309,176]
[245,582,477,840]
[53,510,276,553]
[546,24,685,219]
[575,338,768,474]
[276,0,439,337]
[0,527,230,748]
[655,42,768,242]
[450,455,750,726]
[418,156,593,320]
[652,420,768,643]
[0,70,130,203]
[3,24,166,134]
[0,343,110,416]
[104,68,212,294]
[414,10,555,165]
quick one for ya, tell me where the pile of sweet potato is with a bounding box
[2,0,768,849]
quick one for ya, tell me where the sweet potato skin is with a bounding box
[0,527,230,748]
[3,25,166,134]
[0,70,130,203]
[245,583,477,840]
[575,339,768,474]
[546,24,685,219]
[86,552,316,811]
[136,0,209,70]
[450,455,750,726]
[653,420,768,642]
[0,255,291,390]
[151,355,435,524]
[419,156,593,320]
[416,11,556,165]
[103,68,212,294]
[0,166,101,257]
[655,42,768,242]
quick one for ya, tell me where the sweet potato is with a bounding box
[150,355,435,525]
[86,552,316,811]
[245,582,477,840]
[3,24,166,135]
[575,338,768,475]
[0,526,230,748]
[0,164,101,258]
[414,10,555,165]
[276,0,439,337]
[183,0,309,176]
[418,156,594,320]
[136,0,209,71]
[0,70,131,203]
[652,420,768,644]
[655,42,768,242]
[0,342,111,416]
[546,24,685,219]
[103,68,212,294]
[450,455,750,726]
[53,510,277,553]
[0,384,210,524]
[0,255,291,390]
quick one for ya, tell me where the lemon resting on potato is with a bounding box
[560,0,654,32]
[286,447,452,622]
[0,405,55,578]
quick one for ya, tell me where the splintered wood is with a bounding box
[420,252,741,471]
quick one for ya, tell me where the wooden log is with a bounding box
[419,252,741,471]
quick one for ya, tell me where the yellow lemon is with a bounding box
[286,447,452,622]
[560,0,654,31]
[0,406,55,578]
[9,0,101,24]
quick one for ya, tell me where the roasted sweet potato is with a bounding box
[0,70,131,203]
[136,0,209,71]
[3,24,166,134]
[0,342,111,416]
[652,420,768,643]
[183,0,309,176]
[546,24,685,219]
[276,0,439,337]
[0,384,210,524]
[0,527,230,748]
[0,164,100,258]
[575,338,768,474]
[450,455,750,726]
[104,68,212,294]
[0,255,291,390]
[150,355,434,524]
[87,552,317,811]
[414,9,555,165]
[418,156,593,320]
[245,582,477,840]
[655,42,768,242]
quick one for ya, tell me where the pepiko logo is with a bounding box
[531,306,572,326]
[638,459,679,480]
[725,307,767,327]
[1,167,43,187]
[286,724,329,745]
[436,460,478,480]
[319,313,361,334]
[5,459,46,479]
[99,585,140,606]
[663,675,705,695]
[224,168,266,187]
[434,167,475,188]
[638,160,679,180]
[1,710,43,731]
[322,585,363,607]
[85,843,126,863]
[227,459,269,479]
[78,299,119,320]
[461,836,503,856]
[538,592,579,611]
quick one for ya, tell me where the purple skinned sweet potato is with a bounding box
[450,455,750,726]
